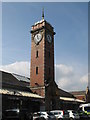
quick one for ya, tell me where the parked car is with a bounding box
[77,110,89,119]
[67,110,80,120]
[2,108,33,120]
[47,111,56,120]
[79,103,90,117]
[33,112,46,120]
[33,111,56,120]
[50,110,69,120]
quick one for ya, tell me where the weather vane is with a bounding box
[42,8,44,20]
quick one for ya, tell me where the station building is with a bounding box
[0,71,43,112]
[0,70,85,113]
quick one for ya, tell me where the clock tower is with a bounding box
[30,11,59,110]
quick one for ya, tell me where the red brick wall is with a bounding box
[30,38,45,86]
[76,95,85,101]
[30,25,45,96]
[30,20,55,98]
[44,35,54,83]
[30,20,60,110]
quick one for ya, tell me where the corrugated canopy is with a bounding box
[12,73,30,83]
[0,89,43,99]
[60,97,85,103]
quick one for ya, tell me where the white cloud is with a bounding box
[55,64,73,76]
[80,74,88,83]
[0,61,30,77]
[0,61,88,91]
[55,64,88,91]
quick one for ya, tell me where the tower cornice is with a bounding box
[31,20,55,35]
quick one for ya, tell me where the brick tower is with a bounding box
[30,11,59,110]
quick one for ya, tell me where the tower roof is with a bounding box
[31,9,52,28]
[31,10,56,35]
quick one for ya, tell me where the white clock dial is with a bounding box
[47,34,52,43]
[34,33,42,44]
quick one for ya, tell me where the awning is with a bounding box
[0,89,43,99]
[60,97,85,103]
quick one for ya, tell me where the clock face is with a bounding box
[47,34,52,43]
[34,33,42,44]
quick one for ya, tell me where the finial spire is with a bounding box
[42,8,44,20]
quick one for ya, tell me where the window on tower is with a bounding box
[36,67,38,74]
[36,50,38,58]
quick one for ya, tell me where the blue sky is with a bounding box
[1,2,88,91]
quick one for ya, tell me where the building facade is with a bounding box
[70,87,90,103]
[1,71,43,113]
[70,91,86,101]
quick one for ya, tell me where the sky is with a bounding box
[0,2,88,92]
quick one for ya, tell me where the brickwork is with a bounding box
[75,95,86,101]
[30,20,54,95]
[30,19,59,110]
